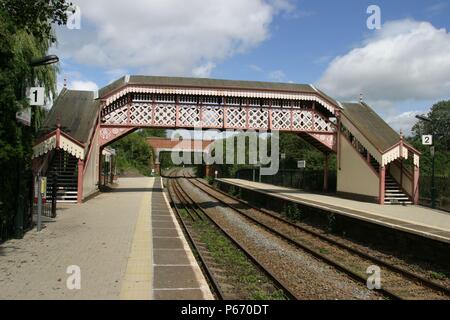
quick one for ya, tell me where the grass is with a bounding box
[429,271,447,281]
[193,218,286,300]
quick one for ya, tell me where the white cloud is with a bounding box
[57,0,293,76]
[70,80,99,91]
[269,69,286,82]
[192,62,216,78]
[317,19,450,105]
[248,64,264,72]
[385,111,422,137]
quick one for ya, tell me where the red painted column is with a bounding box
[205,164,214,178]
[77,159,84,204]
[323,153,329,193]
[379,166,386,205]
[413,166,420,205]
[56,126,61,149]
[154,163,161,175]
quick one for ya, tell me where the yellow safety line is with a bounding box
[120,178,154,300]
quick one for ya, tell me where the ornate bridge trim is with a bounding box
[99,92,338,151]
[103,85,339,115]
[101,102,336,133]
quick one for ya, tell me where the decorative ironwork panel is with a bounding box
[202,106,223,128]
[226,107,247,129]
[179,105,201,127]
[101,95,128,119]
[314,113,332,132]
[154,104,176,126]
[103,105,128,125]
[99,127,135,146]
[292,110,314,131]
[130,103,152,125]
[271,109,291,130]
[309,133,336,151]
[248,108,269,130]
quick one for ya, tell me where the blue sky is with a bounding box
[52,0,450,135]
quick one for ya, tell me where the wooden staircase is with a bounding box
[46,151,78,203]
[384,175,412,205]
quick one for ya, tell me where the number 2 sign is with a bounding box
[28,87,45,106]
[422,135,433,146]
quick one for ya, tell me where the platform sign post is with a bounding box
[36,176,47,232]
[297,160,306,169]
[28,87,45,106]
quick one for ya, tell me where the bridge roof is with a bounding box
[38,89,100,144]
[341,102,400,152]
[99,75,332,100]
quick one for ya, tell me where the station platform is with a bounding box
[216,178,450,244]
[0,177,212,300]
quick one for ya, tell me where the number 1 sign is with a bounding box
[28,87,45,106]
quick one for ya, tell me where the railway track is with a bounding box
[181,169,450,300]
[168,170,384,300]
[165,169,293,300]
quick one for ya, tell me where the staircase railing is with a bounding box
[340,125,379,177]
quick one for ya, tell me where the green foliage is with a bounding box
[409,100,450,177]
[1,0,72,42]
[0,2,69,237]
[205,176,214,185]
[137,128,166,138]
[283,203,303,221]
[327,213,338,233]
[279,132,333,170]
[195,132,333,179]
[112,133,154,176]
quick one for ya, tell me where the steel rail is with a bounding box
[173,176,298,300]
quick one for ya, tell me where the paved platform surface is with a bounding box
[0,177,212,300]
[217,178,450,244]
[152,178,213,300]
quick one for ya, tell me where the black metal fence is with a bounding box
[32,201,55,218]
[1,182,56,243]
[419,175,450,212]
[236,168,337,193]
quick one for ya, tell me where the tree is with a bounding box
[0,0,71,239]
[112,133,154,176]
[409,100,450,176]
[1,0,72,42]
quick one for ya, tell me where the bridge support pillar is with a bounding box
[323,153,329,193]
[154,162,161,175]
[413,166,419,205]
[379,166,385,205]
[205,164,214,178]
[77,159,84,204]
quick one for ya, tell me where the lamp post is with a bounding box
[14,55,59,238]
[30,55,59,67]
[415,114,436,209]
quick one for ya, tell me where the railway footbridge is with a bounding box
[32,75,420,205]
